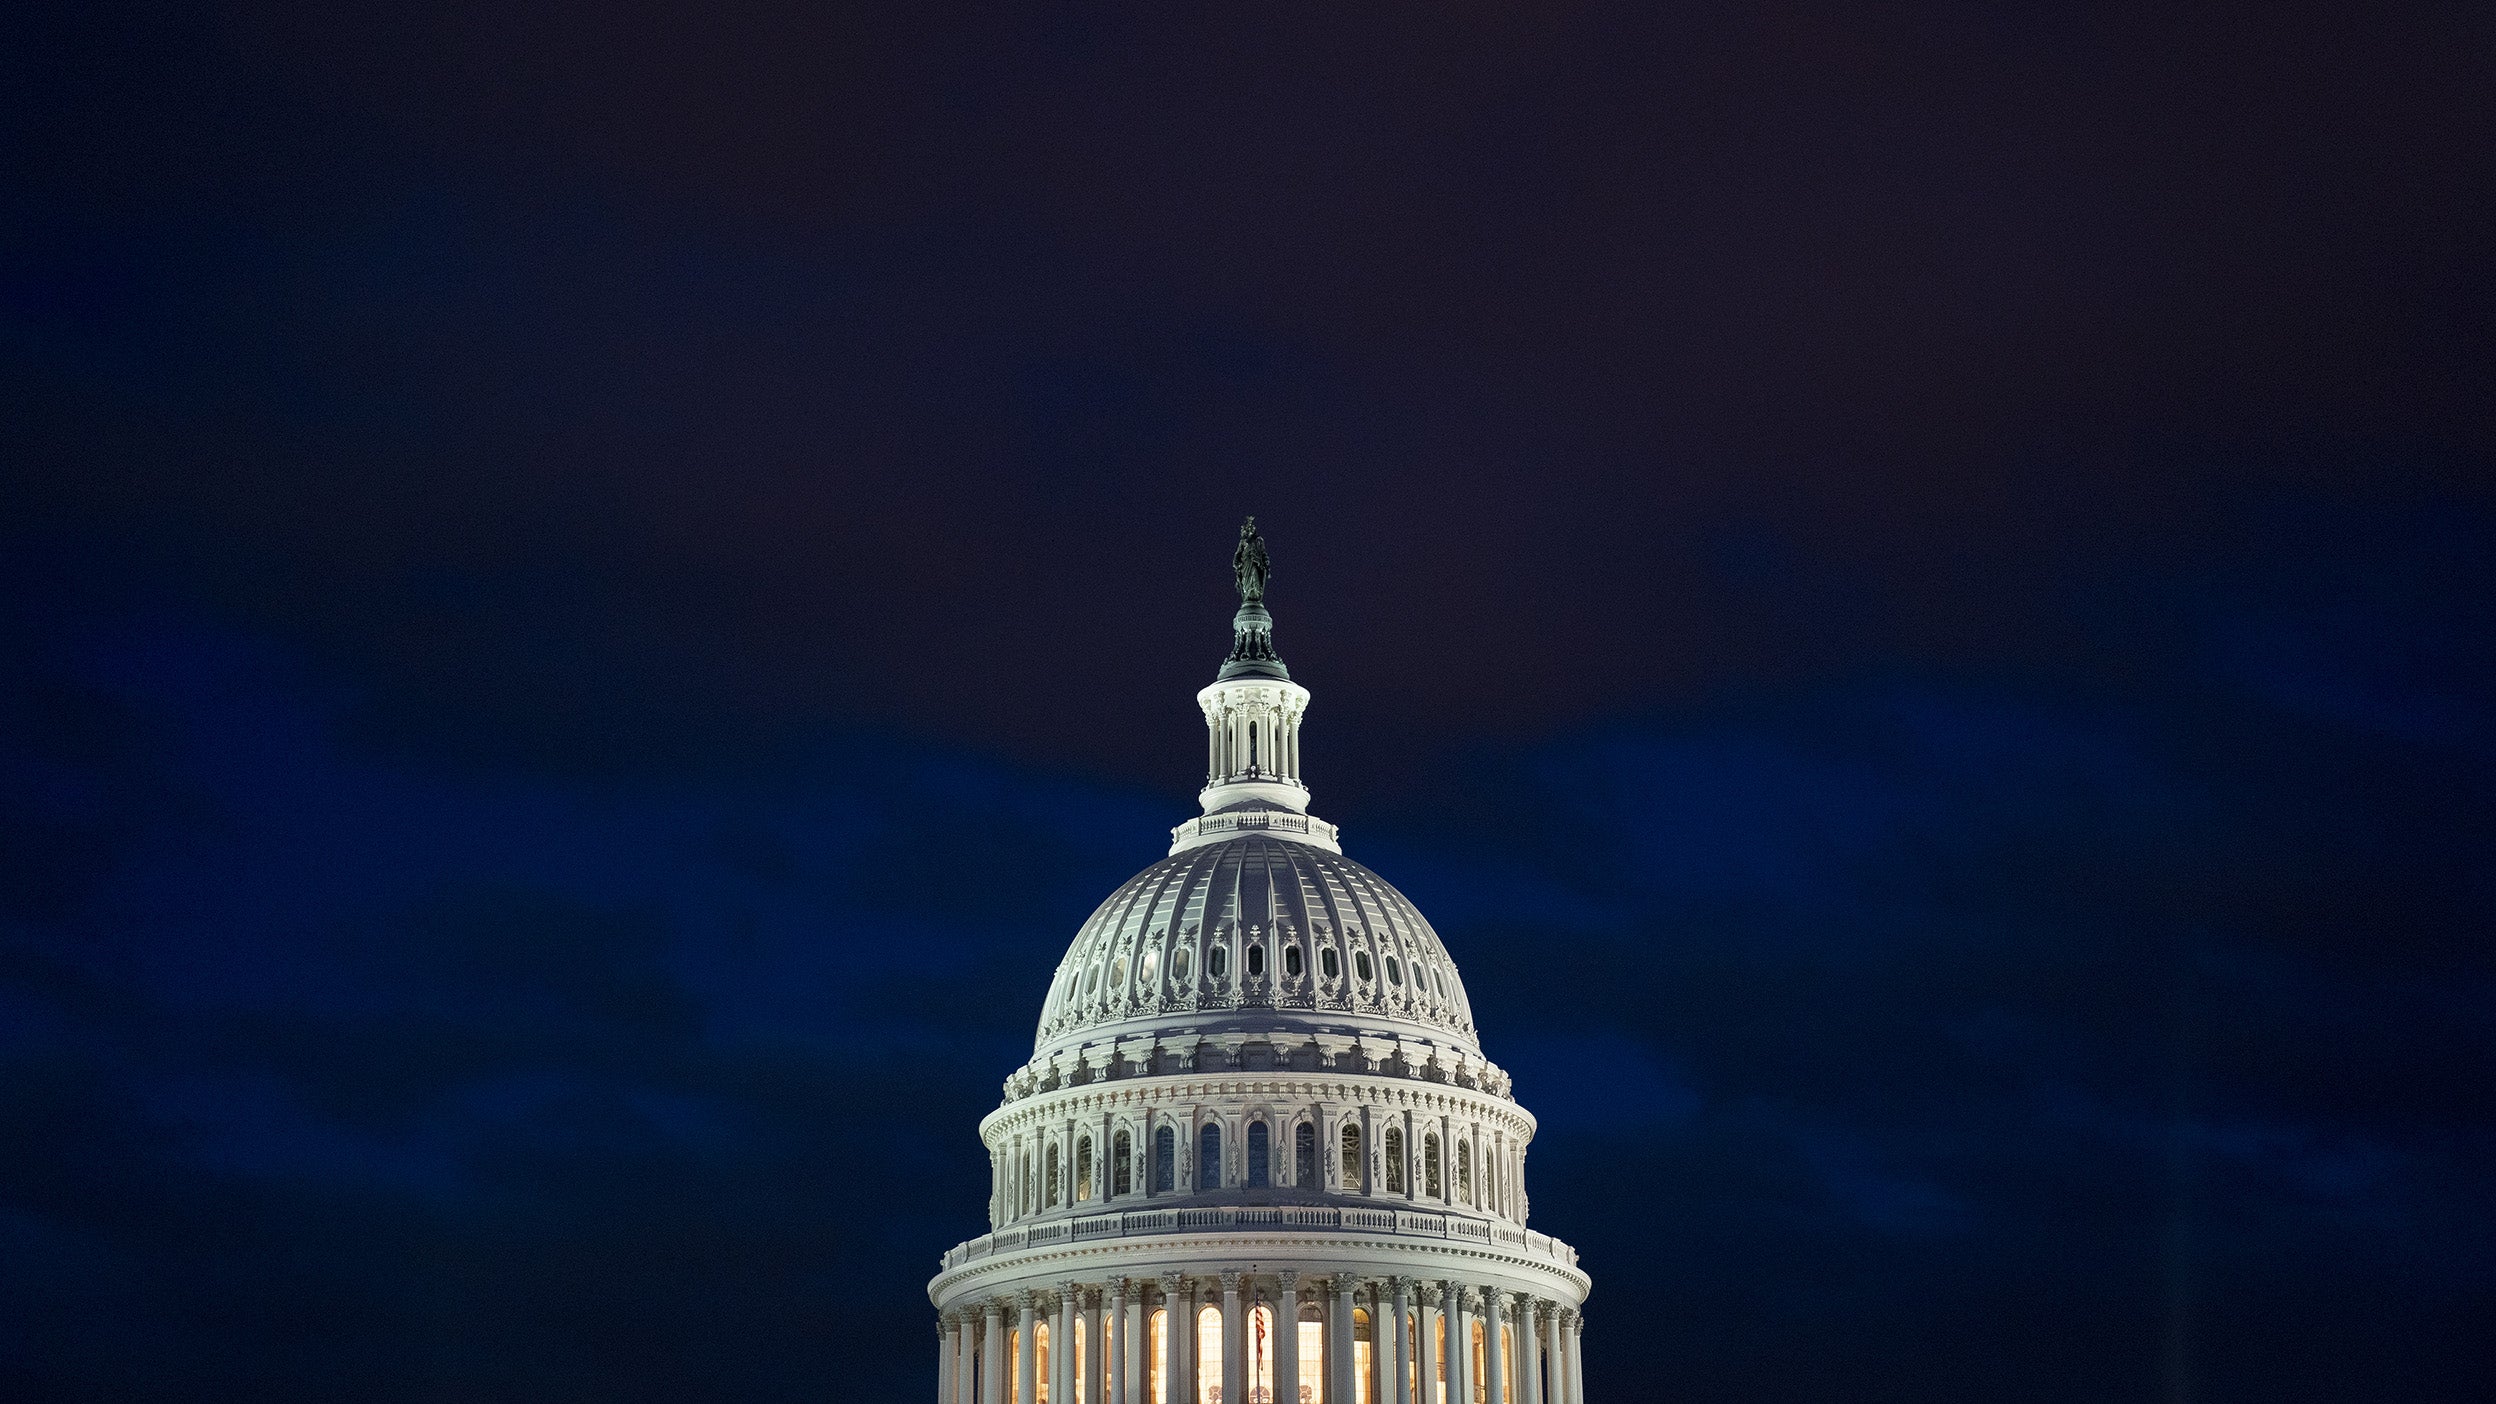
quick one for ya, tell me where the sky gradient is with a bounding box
[5,3,2493,1400]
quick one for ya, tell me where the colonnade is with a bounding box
[938,1273,1584,1404]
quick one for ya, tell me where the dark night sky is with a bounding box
[5,3,2493,1400]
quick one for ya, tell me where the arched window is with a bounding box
[1294,1121,1317,1186]
[1045,1143,1061,1207]
[1458,1139,1472,1203]
[1246,1304,1277,1403]
[1354,950,1373,982]
[1172,946,1191,983]
[1384,1126,1406,1194]
[1340,1124,1362,1190]
[1153,1126,1175,1192]
[1113,1130,1133,1197]
[1385,954,1403,986]
[1035,1321,1051,1404]
[1425,1134,1443,1198]
[1208,944,1229,981]
[1072,1317,1087,1404]
[1284,943,1303,978]
[1020,1148,1033,1214]
[1198,1306,1224,1400]
[1246,942,1266,978]
[1199,1123,1222,1190]
[1109,956,1126,990]
[1075,1136,1093,1202]
[1353,1307,1374,1402]
[1246,1120,1270,1187]
[1084,961,1101,995]
[1321,946,1340,980]
[1148,1309,1166,1403]
[1435,1311,1448,1403]
[1139,947,1159,988]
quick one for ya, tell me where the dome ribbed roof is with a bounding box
[1034,835,1477,1058]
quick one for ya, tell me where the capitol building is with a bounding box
[929,522,1589,1404]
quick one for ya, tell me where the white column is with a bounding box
[1540,1305,1563,1404]
[1276,1271,1300,1404]
[1427,1279,1447,1399]
[1480,1292,1505,1404]
[960,1307,981,1404]
[941,1315,958,1404]
[983,1300,1007,1404]
[1056,1287,1079,1404]
[1107,1279,1128,1404]
[1389,1278,1414,1404]
[1085,1289,1106,1404]
[1124,1285,1145,1404]
[1563,1309,1584,1404]
[1328,1273,1357,1404]
[1369,1282,1389,1404]
[1017,1293,1040,1404]
[1441,1284,1468,1404]
[1157,1273,1183,1404]
[1512,1299,1540,1404]
[1220,1270,1245,1404]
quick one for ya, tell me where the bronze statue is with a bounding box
[1233,516,1270,603]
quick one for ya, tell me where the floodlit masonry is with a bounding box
[929,519,1589,1404]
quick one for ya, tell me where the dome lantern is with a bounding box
[1177,518,1338,854]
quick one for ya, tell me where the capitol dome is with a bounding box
[930,519,1586,1404]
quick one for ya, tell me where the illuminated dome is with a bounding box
[1034,837,1481,1058]
[929,519,1586,1404]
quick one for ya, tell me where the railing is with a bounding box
[1168,810,1343,851]
[941,1206,1579,1274]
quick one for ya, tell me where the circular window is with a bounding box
[1385,955,1403,986]
[1354,951,1373,982]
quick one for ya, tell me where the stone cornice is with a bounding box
[928,1226,1590,1312]
[980,1071,1535,1146]
[1003,1029,1512,1108]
